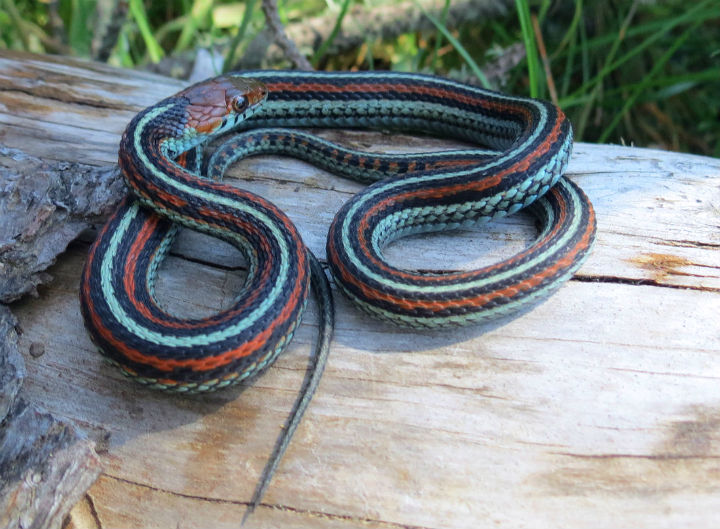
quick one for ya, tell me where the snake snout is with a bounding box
[177,75,267,136]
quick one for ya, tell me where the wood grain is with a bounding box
[2,51,720,529]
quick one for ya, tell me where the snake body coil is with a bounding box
[80,71,595,516]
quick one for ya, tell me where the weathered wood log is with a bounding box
[1,50,720,529]
[0,305,102,529]
[0,396,102,529]
[0,146,122,303]
[0,306,23,420]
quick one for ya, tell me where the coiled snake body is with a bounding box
[81,71,596,516]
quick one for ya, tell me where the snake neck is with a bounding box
[118,97,201,202]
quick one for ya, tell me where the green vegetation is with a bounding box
[1,0,718,156]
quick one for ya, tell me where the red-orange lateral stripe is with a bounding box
[330,185,593,313]
[329,182,584,311]
[353,114,566,282]
[83,204,310,373]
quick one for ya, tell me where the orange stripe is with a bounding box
[353,115,566,282]
[82,203,310,374]
[84,256,308,373]
[328,184,584,313]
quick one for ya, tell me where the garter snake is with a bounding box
[80,71,595,518]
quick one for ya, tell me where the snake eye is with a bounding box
[231,95,249,113]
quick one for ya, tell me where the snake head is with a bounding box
[156,75,268,158]
[178,75,268,137]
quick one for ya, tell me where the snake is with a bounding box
[80,70,596,518]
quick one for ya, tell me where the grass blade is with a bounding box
[427,0,451,69]
[224,0,257,73]
[515,0,540,97]
[573,0,638,140]
[312,0,353,67]
[531,13,557,104]
[598,20,700,143]
[69,0,93,56]
[128,0,164,63]
[175,0,213,53]
[414,0,491,88]
[564,0,714,102]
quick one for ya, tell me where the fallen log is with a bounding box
[1,50,719,529]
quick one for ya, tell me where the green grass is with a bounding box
[0,0,718,157]
[128,0,164,62]
[311,0,352,67]
[514,0,540,98]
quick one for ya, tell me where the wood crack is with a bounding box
[85,492,103,529]
[551,452,720,460]
[656,238,720,250]
[225,170,360,196]
[167,250,248,272]
[607,367,720,380]
[102,474,436,529]
[573,274,719,293]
